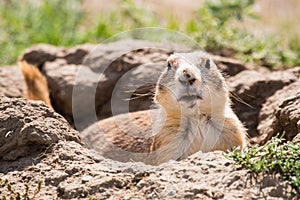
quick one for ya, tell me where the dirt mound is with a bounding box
[257,81,300,144]
[0,140,293,199]
[227,68,300,139]
[0,95,80,162]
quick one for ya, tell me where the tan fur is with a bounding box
[146,53,248,164]
[18,61,52,107]
[82,52,248,165]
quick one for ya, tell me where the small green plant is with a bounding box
[184,0,257,49]
[227,136,300,193]
[0,0,86,65]
[1,178,42,200]
[84,0,160,42]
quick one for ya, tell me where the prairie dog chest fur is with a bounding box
[82,51,248,166]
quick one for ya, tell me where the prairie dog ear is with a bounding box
[205,59,210,69]
[167,54,180,68]
[204,57,218,70]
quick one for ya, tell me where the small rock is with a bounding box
[167,189,177,196]
[81,175,93,183]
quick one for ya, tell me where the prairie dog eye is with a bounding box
[167,62,172,70]
[205,59,210,69]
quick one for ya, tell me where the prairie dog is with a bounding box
[81,52,248,165]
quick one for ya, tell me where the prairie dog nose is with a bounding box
[179,69,196,85]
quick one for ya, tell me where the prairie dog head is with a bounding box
[154,52,229,117]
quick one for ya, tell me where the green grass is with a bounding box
[84,0,160,42]
[227,136,300,194]
[0,0,299,68]
[181,0,300,68]
[0,0,86,65]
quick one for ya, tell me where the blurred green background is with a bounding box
[0,0,299,68]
